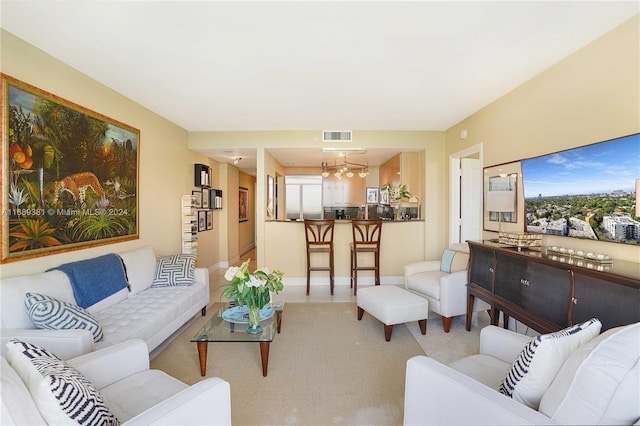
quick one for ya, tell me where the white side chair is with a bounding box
[404,242,490,332]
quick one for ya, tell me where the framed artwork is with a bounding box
[366,187,379,204]
[201,187,210,209]
[198,210,206,232]
[267,175,275,219]
[379,186,390,205]
[206,210,213,230]
[191,190,202,208]
[483,161,523,233]
[239,187,249,222]
[1,74,139,263]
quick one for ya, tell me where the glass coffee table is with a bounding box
[191,302,285,377]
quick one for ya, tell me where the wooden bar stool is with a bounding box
[304,219,335,295]
[350,219,382,296]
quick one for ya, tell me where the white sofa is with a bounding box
[0,246,210,359]
[404,323,640,425]
[1,338,231,425]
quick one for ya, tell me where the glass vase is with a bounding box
[246,305,263,335]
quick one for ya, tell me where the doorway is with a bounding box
[449,144,483,245]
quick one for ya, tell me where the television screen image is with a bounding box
[521,133,640,245]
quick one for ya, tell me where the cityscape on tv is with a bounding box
[522,133,640,245]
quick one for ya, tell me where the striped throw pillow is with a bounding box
[25,292,104,342]
[151,254,196,287]
[499,318,601,409]
[6,339,119,426]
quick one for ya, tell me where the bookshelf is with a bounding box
[181,194,198,255]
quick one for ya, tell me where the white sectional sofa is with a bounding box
[0,246,210,359]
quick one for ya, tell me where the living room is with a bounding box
[1,2,639,425]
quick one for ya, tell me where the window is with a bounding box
[285,175,323,220]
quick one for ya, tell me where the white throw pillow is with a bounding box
[539,322,640,425]
[25,292,104,342]
[151,254,196,287]
[499,318,601,409]
[118,246,157,294]
[5,339,119,426]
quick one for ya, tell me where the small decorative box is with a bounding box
[498,232,542,249]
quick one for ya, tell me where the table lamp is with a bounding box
[486,190,515,240]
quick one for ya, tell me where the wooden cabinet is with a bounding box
[467,241,640,333]
[322,174,365,206]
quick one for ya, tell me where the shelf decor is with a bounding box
[2,74,139,263]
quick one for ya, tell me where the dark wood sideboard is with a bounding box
[466,240,640,334]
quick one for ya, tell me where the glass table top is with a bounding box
[191,302,285,343]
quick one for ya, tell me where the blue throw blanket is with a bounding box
[48,254,129,308]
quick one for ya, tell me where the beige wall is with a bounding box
[0,30,218,277]
[445,15,640,262]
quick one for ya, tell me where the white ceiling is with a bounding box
[2,1,638,173]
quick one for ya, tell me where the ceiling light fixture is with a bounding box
[321,156,368,179]
[233,157,241,165]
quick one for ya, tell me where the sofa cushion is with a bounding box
[440,249,469,273]
[539,322,640,425]
[6,339,119,426]
[406,270,446,300]
[151,254,196,287]
[1,355,47,425]
[449,354,512,390]
[118,246,157,295]
[499,318,601,409]
[93,282,207,351]
[25,292,104,342]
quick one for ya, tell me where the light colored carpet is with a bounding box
[150,302,425,425]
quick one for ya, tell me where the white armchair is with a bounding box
[404,243,489,332]
[1,339,232,425]
[404,323,640,425]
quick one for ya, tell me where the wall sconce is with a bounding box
[233,157,241,165]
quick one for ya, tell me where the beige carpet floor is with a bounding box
[150,302,425,425]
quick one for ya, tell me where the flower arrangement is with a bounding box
[222,259,284,334]
[385,183,411,204]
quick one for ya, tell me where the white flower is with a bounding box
[224,266,239,281]
[247,275,266,288]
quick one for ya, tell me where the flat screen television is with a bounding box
[521,133,640,245]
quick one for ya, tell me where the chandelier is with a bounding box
[321,156,369,179]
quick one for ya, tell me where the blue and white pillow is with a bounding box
[6,339,119,426]
[499,318,601,409]
[440,249,469,273]
[151,254,196,287]
[25,292,104,342]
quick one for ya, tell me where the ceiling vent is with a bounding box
[323,130,352,142]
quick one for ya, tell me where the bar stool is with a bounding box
[350,219,382,296]
[304,219,335,295]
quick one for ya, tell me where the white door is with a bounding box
[460,158,481,242]
[449,143,483,245]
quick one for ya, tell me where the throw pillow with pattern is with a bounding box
[151,254,196,287]
[499,318,601,409]
[25,292,104,342]
[6,339,119,426]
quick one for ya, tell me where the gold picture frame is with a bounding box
[2,75,139,262]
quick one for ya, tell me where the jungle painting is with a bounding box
[2,75,139,262]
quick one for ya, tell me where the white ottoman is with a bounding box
[357,285,428,341]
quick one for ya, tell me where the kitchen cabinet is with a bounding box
[322,174,365,206]
[466,241,640,333]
